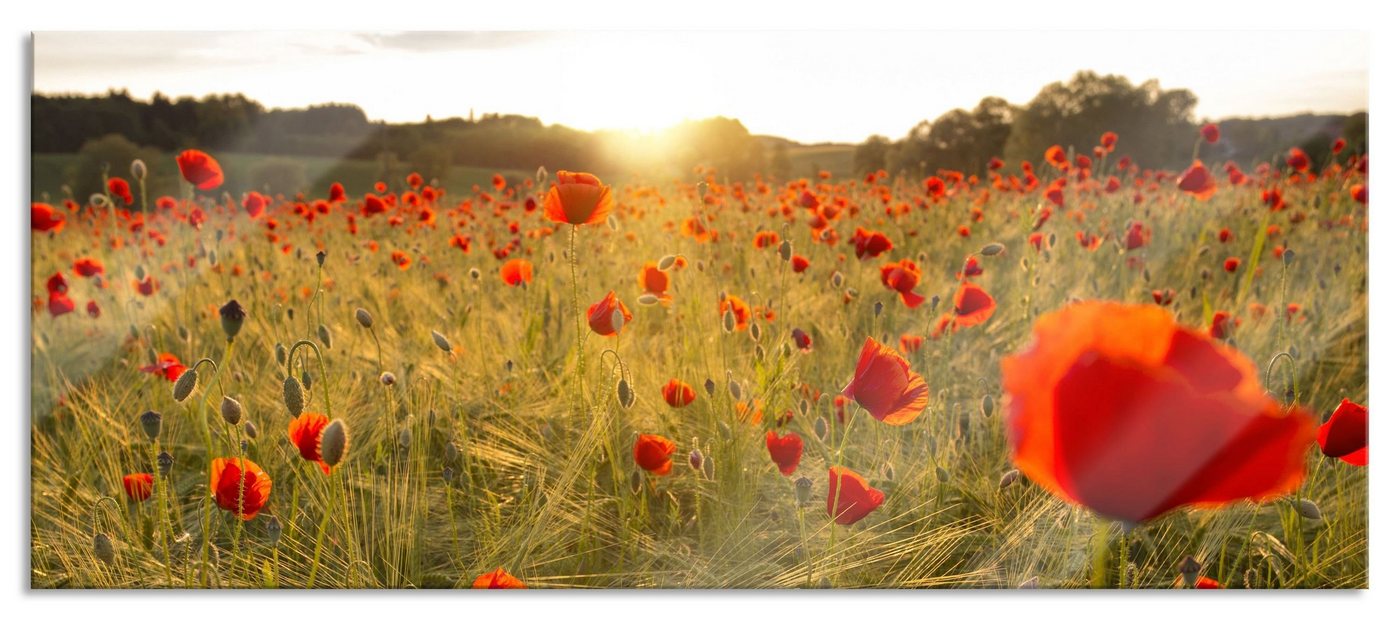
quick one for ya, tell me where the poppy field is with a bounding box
[28,128,1369,589]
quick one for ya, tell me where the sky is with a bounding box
[32,30,1369,144]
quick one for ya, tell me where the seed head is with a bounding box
[139,410,162,441]
[380,371,397,386]
[795,476,813,504]
[617,378,635,409]
[157,451,174,477]
[657,254,677,270]
[130,159,147,181]
[778,240,792,262]
[722,309,736,333]
[219,300,246,341]
[630,469,644,494]
[317,324,333,349]
[980,243,1006,256]
[689,449,704,471]
[265,515,283,544]
[981,394,995,417]
[1293,499,1322,520]
[999,469,1022,489]
[275,342,287,366]
[244,421,258,439]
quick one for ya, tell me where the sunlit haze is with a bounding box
[34,30,1367,144]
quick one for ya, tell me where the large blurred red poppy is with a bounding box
[826,466,884,525]
[1001,301,1315,523]
[1176,160,1217,201]
[473,567,526,589]
[141,353,187,382]
[841,337,928,425]
[879,259,926,308]
[176,149,224,190]
[661,379,696,408]
[500,259,534,286]
[952,281,996,327]
[32,203,65,233]
[544,170,614,225]
[122,473,154,502]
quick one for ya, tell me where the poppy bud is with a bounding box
[432,330,452,352]
[778,240,792,262]
[131,159,147,181]
[275,342,287,366]
[748,322,761,342]
[302,370,313,390]
[689,448,703,471]
[157,451,173,477]
[657,255,677,270]
[355,308,373,328]
[318,324,332,349]
[1283,248,1296,266]
[638,294,659,306]
[704,378,715,396]
[873,301,883,318]
[799,399,809,416]
[814,416,829,441]
[999,469,1022,489]
[831,271,844,288]
[90,193,110,209]
[728,378,742,401]
[443,466,456,484]
[611,309,625,333]
[607,214,620,232]
[505,359,515,373]
[172,368,198,402]
[795,476,813,504]
[617,378,635,409]
[220,396,243,425]
[981,394,995,417]
[630,469,643,494]
[469,267,481,281]
[980,243,1005,256]
[320,419,349,468]
[93,532,115,565]
[219,300,246,341]
[380,371,396,386]
[722,309,736,333]
[696,181,709,197]
[129,324,140,340]
[754,344,765,360]
[936,466,950,482]
[265,515,283,544]
[1178,556,1201,588]
[282,375,304,416]
[244,420,258,439]
[702,455,715,481]
[399,427,412,450]
[1292,499,1322,520]
[139,410,162,441]
[444,441,461,465]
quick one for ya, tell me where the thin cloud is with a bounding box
[355,31,552,52]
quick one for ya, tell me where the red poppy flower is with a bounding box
[718,294,752,332]
[1124,221,1149,251]
[1045,145,1068,169]
[1200,123,1220,144]
[988,156,1004,171]
[587,290,632,336]
[791,327,813,352]
[1001,301,1315,523]
[108,177,134,205]
[1176,160,1217,200]
[1351,184,1367,204]
[792,255,811,273]
[826,466,884,525]
[850,227,893,260]
[407,172,423,189]
[544,170,614,225]
[634,434,676,475]
[243,192,268,219]
[765,431,803,476]
[841,337,929,426]
[473,568,525,589]
[32,202,66,233]
[753,230,781,249]
[48,292,75,317]
[1152,289,1176,306]
[141,353,187,382]
[1210,311,1237,340]
[1286,147,1311,173]
[176,149,224,190]
[288,411,332,474]
[1223,257,1241,273]
[391,250,412,270]
[661,379,696,408]
[46,272,68,294]
[500,259,533,286]
[879,259,925,308]
[1100,132,1119,151]
[122,473,154,502]
[73,257,105,277]
[1317,398,1367,466]
[639,261,671,301]
[951,282,995,328]
[209,457,272,520]
[86,300,101,318]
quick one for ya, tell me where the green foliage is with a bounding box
[72,134,165,204]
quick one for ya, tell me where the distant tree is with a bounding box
[1003,72,1196,169]
[887,97,1016,176]
[853,135,891,176]
[1342,112,1368,157]
[72,134,164,207]
[769,141,794,180]
[408,144,452,184]
[248,158,309,196]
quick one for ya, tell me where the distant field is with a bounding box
[31,152,530,202]
[789,144,856,178]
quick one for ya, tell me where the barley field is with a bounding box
[28,135,1368,589]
